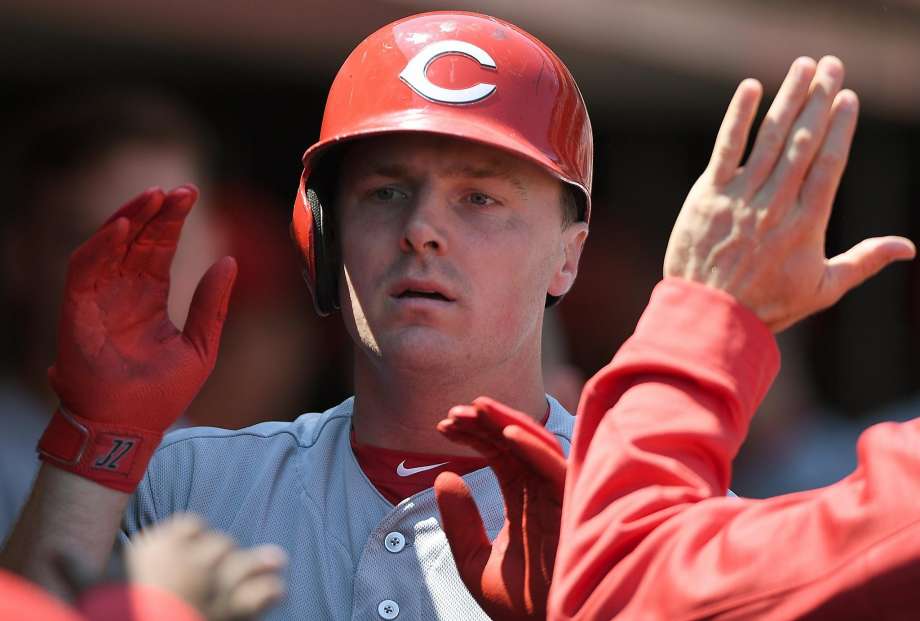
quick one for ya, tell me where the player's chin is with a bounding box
[375,327,463,369]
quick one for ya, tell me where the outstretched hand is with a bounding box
[434,398,566,621]
[39,186,237,491]
[664,56,915,332]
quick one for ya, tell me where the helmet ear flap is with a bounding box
[291,163,340,317]
[305,186,339,316]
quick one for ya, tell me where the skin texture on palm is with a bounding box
[434,397,566,620]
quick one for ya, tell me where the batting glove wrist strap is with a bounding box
[37,405,162,493]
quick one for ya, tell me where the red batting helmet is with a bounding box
[292,11,593,316]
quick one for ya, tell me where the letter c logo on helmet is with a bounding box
[399,40,497,104]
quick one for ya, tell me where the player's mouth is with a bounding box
[390,279,456,303]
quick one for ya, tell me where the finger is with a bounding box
[441,401,561,468]
[434,471,490,596]
[503,425,567,496]
[820,236,916,307]
[65,216,130,292]
[99,189,167,256]
[226,572,287,619]
[183,256,238,362]
[100,187,163,228]
[192,532,237,571]
[122,185,198,280]
[706,78,763,186]
[438,417,532,508]
[743,57,817,190]
[68,189,167,289]
[798,90,859,228]
[760,56,845,208]
[158,512,208,539]
[437,417,503,462]
[218,545,288,591]
[442,402,536,451]
[472,397,563,454]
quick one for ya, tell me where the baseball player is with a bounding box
[2,11,589,620]
[457,55,919,618]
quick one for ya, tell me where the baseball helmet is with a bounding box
[292,11,593,316]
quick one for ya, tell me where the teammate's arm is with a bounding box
[549,56,919,620]
[0,187,236,596]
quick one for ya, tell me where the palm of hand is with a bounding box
[49,187,236,428]
[477,461,561,617]
[435,398,566,621]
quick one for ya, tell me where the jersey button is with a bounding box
[378,599,400,619]
[384,531,406,553]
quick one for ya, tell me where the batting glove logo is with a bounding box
[92,434,139,474]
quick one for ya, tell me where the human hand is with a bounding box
[37,186,237,491]
[434,397,566,620]
[663,56,915,332]
[125,514,286,621]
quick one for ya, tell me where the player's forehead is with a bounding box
[338,133,556,189]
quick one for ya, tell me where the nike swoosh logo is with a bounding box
[396,460,450,477]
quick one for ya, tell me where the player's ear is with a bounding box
[547,222,588,298]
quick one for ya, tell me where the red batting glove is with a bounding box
[434,397,567,621]
[37,186,237,493]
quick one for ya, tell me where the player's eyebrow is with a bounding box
[441,162,527,195]
[364,161,529,199]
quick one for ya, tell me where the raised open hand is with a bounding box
[38,186,237,491]
[664,56,915,332]
[434,397,566,620]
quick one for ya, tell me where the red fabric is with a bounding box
[351,430,487,504]
[0,570,203,621]
[78,584,203,621]
[551,277,920,620]
[38,408,161,493]
[0,569,82,621]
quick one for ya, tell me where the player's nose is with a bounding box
[400,188,448,256]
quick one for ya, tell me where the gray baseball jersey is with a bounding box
[122,395,574,620]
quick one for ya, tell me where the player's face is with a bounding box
[335,133,587,374]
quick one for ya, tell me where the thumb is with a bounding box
[183,256,238,362]
[822,236,915,307]
[434,471,490,596]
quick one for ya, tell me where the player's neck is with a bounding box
[350,350,548,455]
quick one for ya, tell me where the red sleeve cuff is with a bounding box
[37,407,162,494]
[611,277,779,428]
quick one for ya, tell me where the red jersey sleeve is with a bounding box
[79,583,204,621]
[550,278,920,620]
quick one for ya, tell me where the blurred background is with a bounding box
[0,0,918,502]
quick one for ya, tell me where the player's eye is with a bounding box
[370,186,408,202]
[465,192,497,207]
